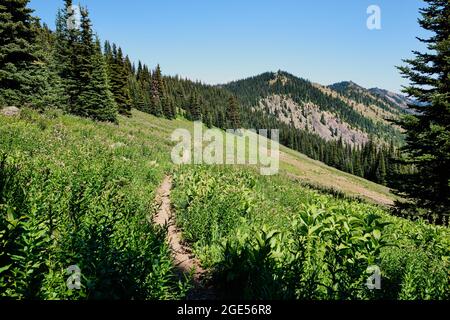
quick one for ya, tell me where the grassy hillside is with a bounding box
[1,109,448,300]
[0,108,191,299]
[279,146,395,206]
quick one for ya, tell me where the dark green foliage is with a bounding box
[162,95,176,120]
[150,64,164,116]
[394,0,450,224]
[29,22,67,110]
[0,0,56,108]
[75,9,116,121]
[77,39,117,122]
[55,0,81,108]
[54,2,117,121]
[320,113,326,125]
[227,96,241,129]
[106,45,131,116]
[187,92,201,121]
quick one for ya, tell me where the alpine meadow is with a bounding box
[0,0,449,306]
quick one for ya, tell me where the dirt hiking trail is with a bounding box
[153,176,216,300]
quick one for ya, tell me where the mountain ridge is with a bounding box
[221,70,406,146]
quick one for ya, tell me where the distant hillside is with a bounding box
[223,71,405,147]
[368,87,418,113]
[329,81,413,114]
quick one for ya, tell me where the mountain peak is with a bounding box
[329,81,366,92]
[269,70,291,86]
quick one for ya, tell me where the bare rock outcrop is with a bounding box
[0,106,20,117]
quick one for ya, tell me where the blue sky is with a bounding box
[29,0,427,93]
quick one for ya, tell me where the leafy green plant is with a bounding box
[172,165,449,300]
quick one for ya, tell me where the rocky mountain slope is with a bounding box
[223,71,409,146]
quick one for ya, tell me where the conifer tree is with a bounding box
[77,37,117,122]
[128,76,144,111]
[107,45,131,116]
[189,92,201,121]
[395,0,450,222]
[163,96,176,120]
[203,103,213,128]
[150,64,164,116]
[31,22,67,109]
[54,0,82,108]
[0,0,50,107]
[71,6,93,115]
[54,4,116,121]
[227,96,241,129]
[375,151,387,184]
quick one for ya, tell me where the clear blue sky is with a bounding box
[29,0,427,93]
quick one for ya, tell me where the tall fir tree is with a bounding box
[395,0,450,222]
[77,36,117,122]
[107,45,131,116]
[375,151,387,184]
[227,96,241,129]
[71,5,93,116]
[150,64,164,116]
[54,4,116,121]
[32,21,67,109]
[0,0,51,107]
[54,0,82,109]
[189,92,201,121]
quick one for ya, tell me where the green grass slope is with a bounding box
[0,108,191,299]
[0,108,448,300]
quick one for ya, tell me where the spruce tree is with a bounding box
[107,45,131,116]
[55,5,116,121]
[227,96,241,129]
[13,19,67,110]
[55,0,82,108]
[0,0,49,107]
[163,96,176,120]
[77,37,117,122]
[71,6,93,116]
[189,92,201,121]
[375,151,387,184]
[395,0,450,222]
[150,64,164,116]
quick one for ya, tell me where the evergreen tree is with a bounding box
[375,151,387,184]
[77,37,117,122]
[227,96,241,129]
[0,0,50,107]
[189,92,201,121]
[320,113,326,125]
[150,64,164,116]
[163,96,176,120]
[71,6,93,115]
[395,0,450,222]
[55,0,82,108]
[204,103,213,128]
[54,5,116,121]
[30,21,67,109]
[107,45,131,116]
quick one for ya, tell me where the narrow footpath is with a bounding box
[154,176,216,300]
